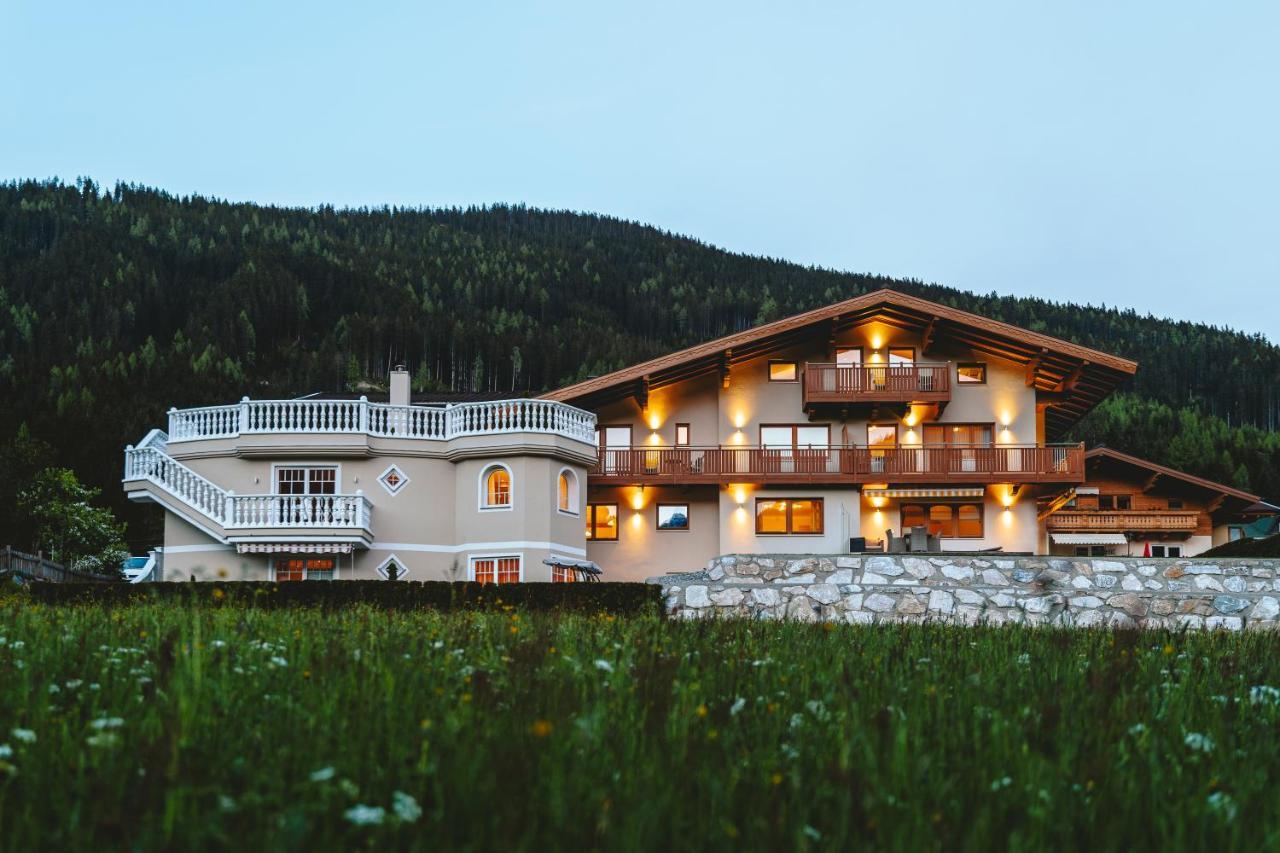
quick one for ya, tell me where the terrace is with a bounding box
[589,443,1085,485]
[1046,509,1200,534]
[803,362,951,409]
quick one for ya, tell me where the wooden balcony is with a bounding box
[589,443,1085,485]
[1047,510,1200,533]
[804,363,951,408]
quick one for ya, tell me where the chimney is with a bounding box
[390,364,410,407]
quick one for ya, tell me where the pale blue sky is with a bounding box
[3,1,1277,340]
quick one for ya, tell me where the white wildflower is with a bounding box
[211,640,227,649]
[1016,653,1031,665]
[65,679,83,689]
[11,729,35,744]
[86,733,120,748]
[47,684,60,694]
[1128,723,1147,736]
[10,641,24,650]
[1249,685,1280,705]
[729,697,747,716]
[218,794,237,813]
[803,825,822,841]
[990,776,1013,791]
[90,717,124,730]
[392,790,422,823]
[309,766,336,782]
[1207,791,1237,822]
[344,804,386,826]
[269,656,288,667]
[1184,732,1214,753]
[0,744,12,758]
[594,659,614,673]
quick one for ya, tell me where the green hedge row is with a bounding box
[1199,534,1280,559]
[21,580,663,615]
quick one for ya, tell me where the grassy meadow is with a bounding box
[2,598,1279,851]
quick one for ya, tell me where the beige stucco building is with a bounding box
[124,290,1274,582]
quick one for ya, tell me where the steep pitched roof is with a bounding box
[541,288,1138,437]
[1084,447,1261,506]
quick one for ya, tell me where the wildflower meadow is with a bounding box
[2,597,1279,850]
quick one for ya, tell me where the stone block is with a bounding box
[686,586,711,608]
[864,593,896,613]
[928,589,955,615]
[807,584,841,605]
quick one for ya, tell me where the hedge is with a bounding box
[1198,534,1280,559]
[19,580,663,615]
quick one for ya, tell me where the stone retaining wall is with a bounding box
[648,554,1280,630]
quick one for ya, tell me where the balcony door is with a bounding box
[595,426,633,474]
[760,425,829,474]
[867,424,897,473]
[276,466,337,524]
[923,424,993,473]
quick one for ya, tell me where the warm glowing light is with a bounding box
[904,412,918,427]
[904,429,918,444]
[733,412,746,429]
[870,333,884,350]
[874,509,883,523]
[1000,411,1012,427]
[632,488,645,511]
[734,506,748,522]
[1002,508,1013,526]
[632,512,643,527]
[648,413,662,430]
[870,496,887,509]
[733,485,748,505]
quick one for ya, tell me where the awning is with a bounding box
[236,542,354,555]
[542,557,602,575]
[864,488,985,499]
[1050,533,1127,546]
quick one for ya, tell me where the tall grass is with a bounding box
[1,599,1278,850]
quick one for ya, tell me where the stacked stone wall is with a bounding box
[650,554,1280,630]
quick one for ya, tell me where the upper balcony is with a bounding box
[803,363,951,411]
[1046,509,1200,534]
[164,397,597,458]
[589,443,1084,486]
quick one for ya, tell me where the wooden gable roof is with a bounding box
[1084,447,1262,511]
[541,288,1138,438]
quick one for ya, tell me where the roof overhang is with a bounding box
[541,288,1137,438]
[1084,447,1261,513]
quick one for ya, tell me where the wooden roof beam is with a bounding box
[1025,348,1048,387]
[1142,471,1162,493]
[720,351,731,389]
[1055,360,1088,393]
[920,316,940,355]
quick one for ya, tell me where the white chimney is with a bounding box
[390,364,410,407]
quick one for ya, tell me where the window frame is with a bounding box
[899,502,985,539]
[595,424,634,449]
[656,503,691,531]
[956,362,987,384]
[754,497,825,535]
[759,423,831,450]
[767,360,799,382]
[835,346,863,366]
[585,503,619,541]
[273,556,337,581]
[556,468,580,516]
[469,554,523,584]
[273,463,340,495]
[478,463,514,511]
[922,423,995,447]
[675,423,691,446]
[888,347,915,365]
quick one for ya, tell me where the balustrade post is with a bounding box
[359,396,369,433]
[238,397,250,435]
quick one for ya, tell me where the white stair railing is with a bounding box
[124,443,371,532]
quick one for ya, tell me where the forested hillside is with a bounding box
[1,178,1277,548]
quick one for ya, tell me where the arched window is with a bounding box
[557,469,578,514]
[481,465,512,509]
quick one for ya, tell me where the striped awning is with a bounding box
[1050,533,1127,546]
[236,542,354,555]
[864,488,985,499]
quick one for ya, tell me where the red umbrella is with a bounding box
[1142,541,1151,558]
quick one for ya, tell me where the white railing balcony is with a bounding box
[166,397,595,445]
[124,443,372,534]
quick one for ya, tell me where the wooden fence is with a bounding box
[0,546,117,583]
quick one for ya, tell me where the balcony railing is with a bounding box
[1047,510,1200,532]
[804,363,951,405]
[166,398,596,445]
[124,444,372,532]
[590,443,1084,483]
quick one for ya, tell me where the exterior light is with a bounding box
[632,488,645,511]
[648,413,662,430]
[733,412,746,429]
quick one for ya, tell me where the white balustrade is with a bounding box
[164,397,595,444]
[124,444,372,532]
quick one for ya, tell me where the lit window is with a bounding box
[274,557,334,581]
[957,363,987,384]
[482,466,511,508]
[768,361,798,382]
[557,470,578,513]
[957,504,982,538]
[901,503,983,538]
[675,424,690,446]
[551,565,577,582]
[657,504,690,530]
[277,467,337,495]
[586,504,618,540]
[888,348,914,365]
[755,498,824,534]
[835,348,862,366]
[473,556,520,584]
[929,505,955,537]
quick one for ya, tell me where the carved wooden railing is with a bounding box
[1047,510,1200,531]
[804,363,951,402]
[591,443,1085,482]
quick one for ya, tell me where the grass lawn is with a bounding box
[1,599,1278,851]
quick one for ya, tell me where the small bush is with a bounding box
[22,580,663,615]
[1199,534,1280,559]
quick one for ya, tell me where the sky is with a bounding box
[3,1,1277,341]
